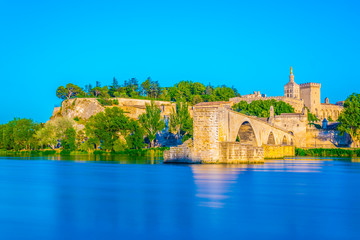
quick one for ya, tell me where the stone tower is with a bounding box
[284,66,300,99]
[299,82,321,116]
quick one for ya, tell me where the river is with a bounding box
[0,156,359,240]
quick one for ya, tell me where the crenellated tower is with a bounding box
[299,82,321,116]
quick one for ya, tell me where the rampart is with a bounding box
[299,82,321,88]
[52,98,177,120]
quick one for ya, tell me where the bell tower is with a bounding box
[284,66,300,99]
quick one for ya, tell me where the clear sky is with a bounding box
[0,0,359,123]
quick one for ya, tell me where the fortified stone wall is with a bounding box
[319,103,343,121]
[52,98,177,120]
[115,98,175,118]
[273,113,307,147]
[305,126,352,148]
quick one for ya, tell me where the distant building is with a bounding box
[230,67,343,120]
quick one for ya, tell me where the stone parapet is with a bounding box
[299,82,321,88]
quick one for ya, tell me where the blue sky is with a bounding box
[0,0,359,123]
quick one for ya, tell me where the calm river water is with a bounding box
[0,155,359,240]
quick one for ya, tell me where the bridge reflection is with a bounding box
[190,159,324,208]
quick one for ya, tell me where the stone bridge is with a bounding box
[164,101,295,163]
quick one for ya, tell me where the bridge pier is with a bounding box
[164,102,295,163]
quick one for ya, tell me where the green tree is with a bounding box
[62,127,76,151]
[124,78,140,97]
[211,86,236,101]
[0,118,39,150]
[141,78,151,97]
[192,95,203,105]
[169,101,193,142]
[56,83,84,100]
[92,86,109,98]
[109,77,120,97]
[308,112,320,123]
[35,122,57,149]
[35,117,75,150]
[232,99,295,117]
[14,118,39,150]
[85,107,131,151]
[126,120,145,149]
[338,93,360,147]
[139,101,165,147]
[1,121,15,150]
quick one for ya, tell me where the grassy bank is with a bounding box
[0,147,169,157]
[295,148,360,157]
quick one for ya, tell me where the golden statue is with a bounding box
[290,66,293,74]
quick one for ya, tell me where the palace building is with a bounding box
[230,67,343,121]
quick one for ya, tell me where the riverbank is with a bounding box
[0,147,169,157]
[296,148,360,157]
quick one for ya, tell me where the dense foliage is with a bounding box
[169,102,193,142]
[232,99,295,117]
[139,102,165,148]
[0,101,190,152]
[338,93,360,147]
[0,118,40,150]
[84,107,136,151]
[56,78,240,104]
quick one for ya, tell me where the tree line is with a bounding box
[231,99,295,117]
[56,78,240,105]
[0,101,192,152]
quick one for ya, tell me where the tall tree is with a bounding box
[62,127,77,151]
[141,78,151,97]
[56,83,84,100]
[13,118,39,150]
[169,101,193,142]
[338,93,360,147]
[109,77,119,97]
[92,86,109,98]
[126,120,145,149]
[139,101,165,147]
[35,117,75,149]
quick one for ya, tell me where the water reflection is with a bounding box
[0,151,164,164]
[191,165,241,208]
[191,159,328,209]
[0,157,360,239]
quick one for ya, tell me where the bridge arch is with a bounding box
[267,131,276,145]
[282,135,289,145]
[237,121,259,146]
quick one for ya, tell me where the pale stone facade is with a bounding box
[53,98,177,120]
[164,102,295,163]
[229,67,343,121]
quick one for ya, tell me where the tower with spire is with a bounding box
[284,66,300,99]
